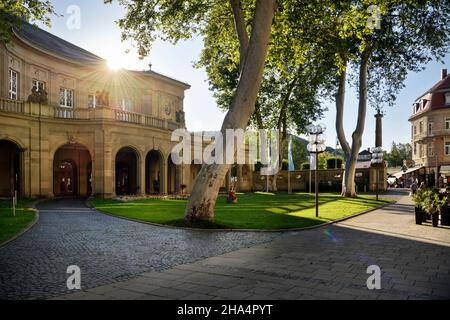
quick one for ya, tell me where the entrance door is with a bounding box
[57,161,75,195]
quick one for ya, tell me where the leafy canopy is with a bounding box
[0,0,54,43]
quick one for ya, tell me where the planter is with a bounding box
[415,206,423,225]
[441,206,450,226]
[432,213,439,227]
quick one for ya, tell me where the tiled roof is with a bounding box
[13,22,104,64]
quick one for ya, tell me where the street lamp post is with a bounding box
[371,147,384,201]
[307,124,326,218]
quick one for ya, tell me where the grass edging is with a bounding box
[0,199,42,248]
[87,198,396,233]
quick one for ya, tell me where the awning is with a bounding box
[404,166,424,174]
[391,171,404,179]
[440,165,450,174]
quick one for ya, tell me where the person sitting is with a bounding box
[227,187,238,204]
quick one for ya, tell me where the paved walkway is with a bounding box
[57,192,450,300]
[0,198,281,300]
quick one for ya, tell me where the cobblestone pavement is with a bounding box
[0,198,283,300]
[59,192,450,300]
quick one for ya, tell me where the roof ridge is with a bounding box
[13,21,104,63]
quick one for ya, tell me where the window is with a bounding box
[9,69,18,100]
[414,103,420,113]
[446,118,450,130]
[120,99,133,111]
[446,93,450,105]
[421,99,428,109]
[428,122,433,135]
[445,142,450,156]
[32,79,45,91]
[88,94,96,108]
[419,122,423,133]
[414,125,417,135]
[60,88,74,108]
[419,144,423,158]
[414,143,417,156]
[428,143,435,156]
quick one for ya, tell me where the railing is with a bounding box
[144,115,164,128]
[54,107,74,119]
[0,98,180,131]
[414,125,450,141]
[0,99,24,114]
[115,110,142,124]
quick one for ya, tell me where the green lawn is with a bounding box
[91,192,393,230]
[0,199,36,244]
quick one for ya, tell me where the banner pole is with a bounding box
[288,171,291,194]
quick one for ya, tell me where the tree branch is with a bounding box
[230,0,249,72]
[335,65,351,156]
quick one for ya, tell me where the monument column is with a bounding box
[375,110,383,148]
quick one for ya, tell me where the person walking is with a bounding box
[410,179,418,196]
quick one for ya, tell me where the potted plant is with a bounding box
[412,188,427,225]
[420,189,447,227]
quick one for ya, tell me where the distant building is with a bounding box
[409,68,450,187]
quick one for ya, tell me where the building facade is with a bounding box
[409,69,450,186]
[0,23,191,198]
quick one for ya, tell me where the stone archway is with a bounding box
[115,147,139,195]
[146,150,163,194]
[167,154,178,194]
[53,143,92,197]
[0,139,22,197]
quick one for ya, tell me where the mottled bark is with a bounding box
[337,51,370,197]
[184,0,277,223]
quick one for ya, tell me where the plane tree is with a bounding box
[330,0,450,197]
[0,0,54,43]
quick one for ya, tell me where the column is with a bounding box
[139,153,146,195]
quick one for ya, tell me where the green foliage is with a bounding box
[384,142,412,167]
[0,199,36,243]
[0,0,54,43]
[414,188,447,215]
[116,0,450,131]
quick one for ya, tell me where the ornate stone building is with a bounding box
[0,23,190,198]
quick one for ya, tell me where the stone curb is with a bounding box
[0,198,44,248]
[87,197,397,233]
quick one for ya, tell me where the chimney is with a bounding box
[442,69,448,80]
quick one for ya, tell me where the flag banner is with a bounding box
[310,153,317,170]
[288,136,295,171]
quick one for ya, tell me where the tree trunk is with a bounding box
[337,50,370,197]
[272,77,297,191]
[184,0,277,223]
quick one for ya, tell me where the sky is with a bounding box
[37,0,449,152]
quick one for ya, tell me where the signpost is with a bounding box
[371,147,384,201]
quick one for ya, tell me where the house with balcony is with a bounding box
[409,68,450,187]
[0,22,192,198]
